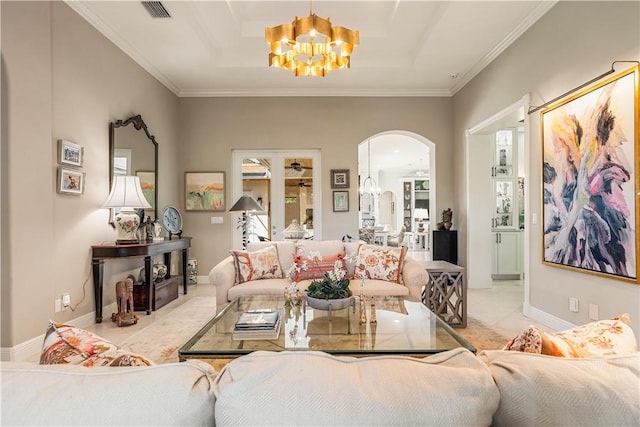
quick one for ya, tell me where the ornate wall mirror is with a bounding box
[109,114,158,222]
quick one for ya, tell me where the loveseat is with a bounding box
[2,348,639,426]
[209,240,428,312]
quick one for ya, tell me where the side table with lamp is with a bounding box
[93,176,191,322]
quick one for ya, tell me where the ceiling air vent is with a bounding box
[142,1,171,18]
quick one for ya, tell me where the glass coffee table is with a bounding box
[179,295,475,369]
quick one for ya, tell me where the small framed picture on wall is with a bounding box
[58,140,83,167]
[330,169,350,189]
[57,167,85,195]
[333,191,349,212]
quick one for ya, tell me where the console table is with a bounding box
[91,238,191,323]
[422,260,466,328]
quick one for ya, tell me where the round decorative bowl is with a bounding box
[283,230,306,239]
[306,296,353,311]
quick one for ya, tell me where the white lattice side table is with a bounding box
[422,260,466,327]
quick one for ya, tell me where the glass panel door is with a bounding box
[232,150,321,249]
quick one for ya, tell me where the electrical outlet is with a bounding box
[54,299,62,313]
[569,297,579,313]
[62,293,71,308]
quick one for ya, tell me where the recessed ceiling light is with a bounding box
[450,73,459,79]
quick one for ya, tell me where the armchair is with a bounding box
[387,225,407,247]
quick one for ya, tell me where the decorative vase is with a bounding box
[138,263,168,283]
[306,295,353,311]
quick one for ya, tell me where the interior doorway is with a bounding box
[231,150,322,249]
[465,95,530,306]
[357,132,435,250]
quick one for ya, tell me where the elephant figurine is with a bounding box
[111,276,138,327]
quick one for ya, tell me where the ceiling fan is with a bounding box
[297,179,312,188]
[287,159,312,171]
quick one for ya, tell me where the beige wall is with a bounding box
[1,1,180,348]
[453,1,640,332]
[3,0,637,351]
[177,97,453,274]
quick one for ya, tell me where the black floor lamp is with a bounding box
[229,195,264,249]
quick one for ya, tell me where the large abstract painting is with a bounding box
[542,65,638,282]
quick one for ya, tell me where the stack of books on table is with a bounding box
[232,309,281,340]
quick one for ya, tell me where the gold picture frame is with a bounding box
[541,65,638,283]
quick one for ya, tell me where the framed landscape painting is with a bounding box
[185,172,225,211]
[541,65,638,283]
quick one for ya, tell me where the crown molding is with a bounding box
[450,1,558,95]
[65,1,181,96]
[178,88,453,98]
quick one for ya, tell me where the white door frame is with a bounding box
[464,94,531,313]
[231,149,322,249]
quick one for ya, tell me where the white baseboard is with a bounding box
[524,302,576,332]
[1,302,117,362]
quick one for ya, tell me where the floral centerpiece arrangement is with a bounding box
[285,251,354,308]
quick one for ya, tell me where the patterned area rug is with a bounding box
[121,297,510,363]
[457,317,511,352]
[120,297,217,364]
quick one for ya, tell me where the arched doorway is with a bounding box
[358,131,436,252]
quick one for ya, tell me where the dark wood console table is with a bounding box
[91,238,191,323]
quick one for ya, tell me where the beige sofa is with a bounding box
[0,359,216,426]
[2,348,638,426]
[209,240,429,311]
[213,348,640,426]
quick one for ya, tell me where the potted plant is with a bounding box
[305,253,353,310]
[285,250,354,310]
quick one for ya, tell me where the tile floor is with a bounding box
[85,282,216,347]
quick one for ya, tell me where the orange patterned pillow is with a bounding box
[230,245,283,283]
[353,244,406,284]
[293,252,347,281]
[40,322,153,366]
[504,314,638,358]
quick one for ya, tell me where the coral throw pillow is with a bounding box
[230,245,283,284]
[293,252,347,281]
[354,244,406,284]
[40,322,153,367]
[503,314,638,357]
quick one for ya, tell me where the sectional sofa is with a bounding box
[2,348,639,426]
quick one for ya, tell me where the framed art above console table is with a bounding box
[91,237,191,323]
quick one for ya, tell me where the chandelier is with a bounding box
[359,140,380,197]
[265,2,359,77]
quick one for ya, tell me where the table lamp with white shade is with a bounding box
[104,175,152,245]
[414,208,429,233]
